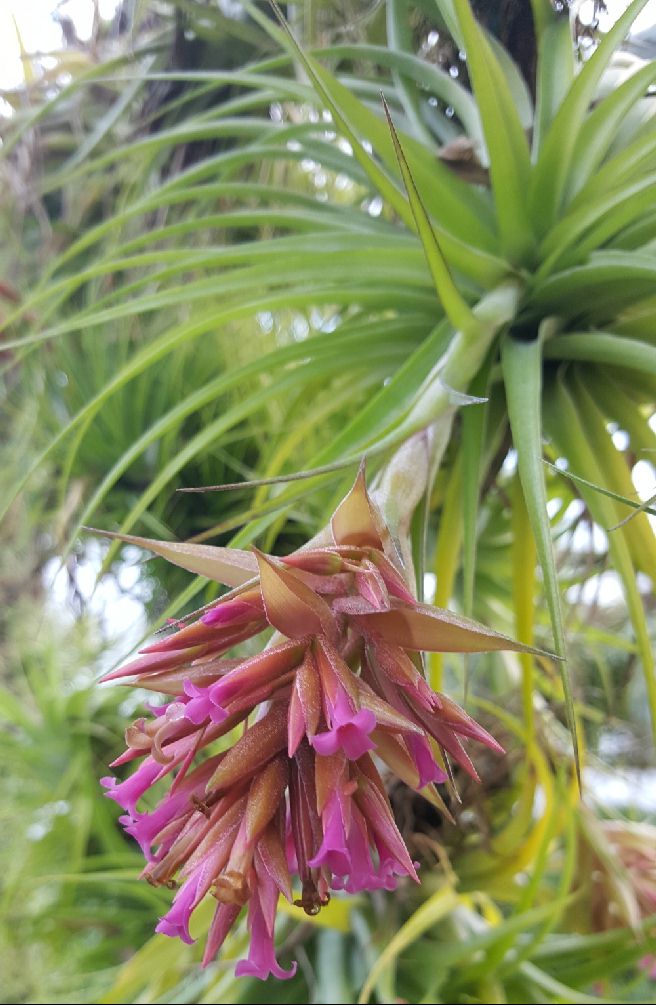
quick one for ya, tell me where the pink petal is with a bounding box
[311,711,376,760]
[155,872,205,945]
[407,734,447,787]
[183,680,227,724]
[310,689,376,761]
[101,758,162,815]
[309,790,351,876]
[234,881,297,981]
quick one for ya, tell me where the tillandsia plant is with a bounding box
[2,0,656,1000]
[99,452,541,978]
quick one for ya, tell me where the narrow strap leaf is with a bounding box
[538,172,656,276]
[566,59,656,201]
[177,457,362,493]
[591,368,656,461]
[358,886,461,1004]
[501,329,581,788]
[461,361,491,621]
[320,41,485,149]
[529,0,560,39]
[532,13,574,156]
[530,250,656,316]
[386,0,435,145]
[543,371,656,753]
[264,0,416,233]
[430,455,463,691]
[452,0,535,263]
[512,474,537,740]
[544,461,656,520]
[529,0,652,232]
[543,331,656,374]
[383,96,483,340]
[572,370,656,581]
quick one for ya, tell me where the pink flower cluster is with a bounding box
[101,470,530,979]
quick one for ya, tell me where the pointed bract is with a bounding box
[331,463,385,550]
[357,603,548,655]
[85,528,258,586]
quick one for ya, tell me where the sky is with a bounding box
[0,0,120,90]
[0,0,655,93]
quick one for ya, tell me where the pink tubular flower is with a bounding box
[99,465,541,979]
[310,685,376,760]
[234,851,297,981]
[101,757,163,816]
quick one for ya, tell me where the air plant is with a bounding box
[3,0,656,1000]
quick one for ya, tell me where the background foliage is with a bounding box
[1,1,656,1001]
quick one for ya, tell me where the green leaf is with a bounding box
[511,474,537,739]
[386,0,436,145]
[532,14,575,156]
[461,361,491,620]
[543,331,656,374]
[576,116,656,204]
[530,0,654,228]
[543,371,656,748]
[529,0,560,39]
[572,370,656,580]
[430,454,463,690]
[593,369,656,460]
[321,42,484,145]
[314,930,355,1004]
[311,322,453,465]
[538,172,656,275]
[566,59,656,201]
[452,0,534,262]
[282,47,501,258]
[383,96,483,339]
[545,460,656,520]
[263,1,417,232]
[612,207,656,250]
[529,0,653,233]
[530,250,656,316]
[95,349,398,575]
[358,886,461,1004]
[62,57,155,171]
[501,329,581,786]
[414,897,574,977]
[516,961,616,1004]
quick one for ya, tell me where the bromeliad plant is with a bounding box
[99,457,539,978]
[2,0,656,999]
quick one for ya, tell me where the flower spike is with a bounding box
[99,467,548,978]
